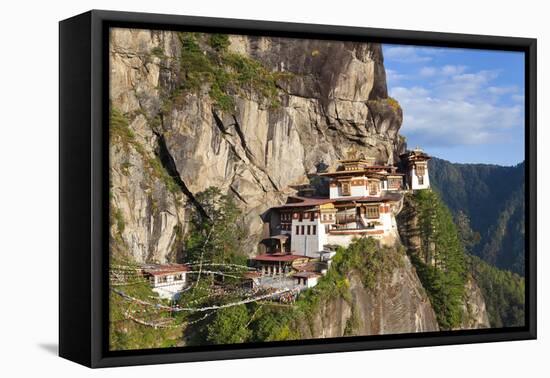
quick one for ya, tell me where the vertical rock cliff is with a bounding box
[296,251,440,338]
[109,28,404,263]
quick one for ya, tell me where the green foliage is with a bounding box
[454,210,481,250]
[408,190,467,329]
[113,206,125,234]
[331,237,391,289]
[184,186,247,265]
[110,107,135,146]
[109,259,182,351]
[429,157,525,274]
[150,46,165,58]
[250,307,299,342]
[206,305,251,344]
[343,305,360,336]
[427,158,526,328]
[468,255,525,328]
[247,238,394,340]
[169,32,289,112]
[110,106,179,194]
[148,155,180,194]
[295,238,391,329]
[208,34,230,51]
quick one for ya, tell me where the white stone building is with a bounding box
[255,148,431,290]
[292,271,321,288]
[141,264,189,300]
[400,148,431,190]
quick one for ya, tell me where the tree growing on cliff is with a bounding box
[184,187,247,265]
[410,190,467,329]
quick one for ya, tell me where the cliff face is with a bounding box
[396,193,491,329]
[459,276,490,329]
[297,251,439,338]
[109,28,404,263]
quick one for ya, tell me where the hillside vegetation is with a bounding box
[468,255,525,328]
[401,190,468,329]
[399,189,525,329]
[429,158,525,275]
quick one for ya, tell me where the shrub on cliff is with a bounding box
[206,305,251,344]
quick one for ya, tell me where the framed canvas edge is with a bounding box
[59,9,537,368]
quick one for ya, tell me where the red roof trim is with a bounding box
[141,264,189,276]
[292,271,321,278]
[252,254,306,262]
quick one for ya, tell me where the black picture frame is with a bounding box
[59,9,537,368]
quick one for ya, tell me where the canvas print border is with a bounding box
[59,10,536,368]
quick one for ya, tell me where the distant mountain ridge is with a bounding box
[428,157,525,275]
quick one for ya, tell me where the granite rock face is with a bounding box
[459,276,491,329]
[109,28,404,263]
[297,251,440,338]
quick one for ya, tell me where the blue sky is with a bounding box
[382,44,525,166]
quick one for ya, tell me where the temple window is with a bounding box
[366,205,380,219]
[341,182,351,196]
[388,177,402,189]
[368,181,379,195]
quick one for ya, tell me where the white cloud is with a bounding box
[487,86,518,95]
[419,65,466,78]
[419,67,437,77]
[385,69,408,85]
[441,65,467,75]
[435,70,499,101]
[384,46,433,63]
[512,94,525,103]
[390,83,523,148]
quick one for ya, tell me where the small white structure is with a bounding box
[292,271,321,288]
[142,264,189,300]
[401,148,431,190]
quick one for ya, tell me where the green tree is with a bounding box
[429,157,525,275]
[207,305,251,344]
[468,255,525,327]
[185,186,247,265]
[409,190,467,329]
[454,210,481,250]
[251,307,299,342]
[208,34,230,51]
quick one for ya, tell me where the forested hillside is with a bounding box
[397,189,524,329]
[397,191,486,329]
[468,255,525,328]
[429,158,525,275]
